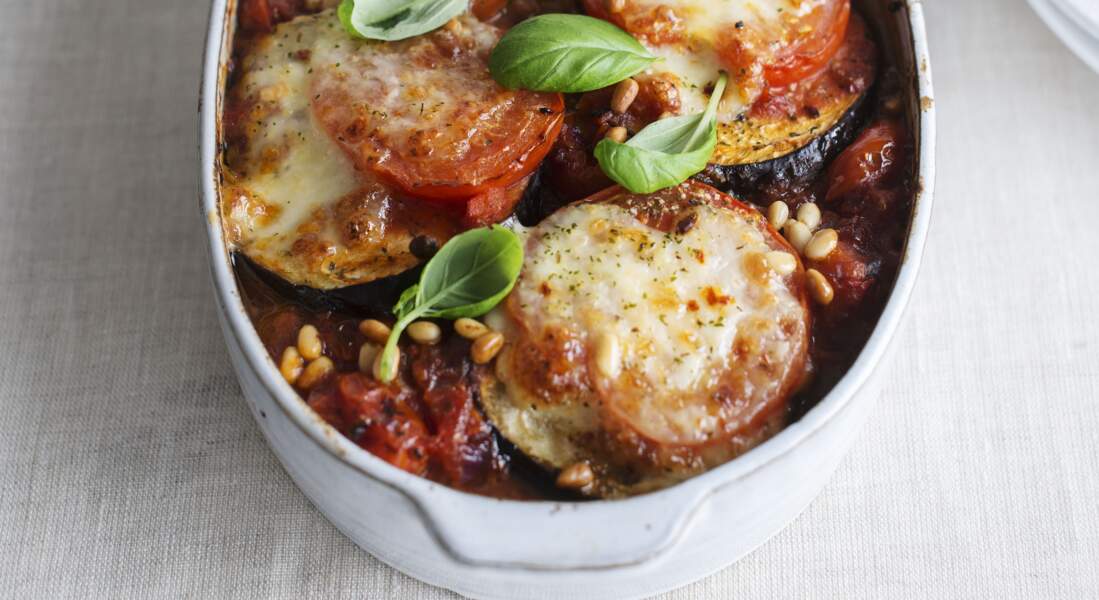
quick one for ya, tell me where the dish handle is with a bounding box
[406,482,712,570]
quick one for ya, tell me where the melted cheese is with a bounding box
[482,184,811,496]
[308,15,561,197]
[614,0,833,120]
[226,13,358,243]
[516,202,798,395]
[221,12,460,289]
[309,19,501,149]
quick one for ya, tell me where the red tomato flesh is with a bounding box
[763,0,851,89]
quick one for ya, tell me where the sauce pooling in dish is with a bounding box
[220,0,915,498]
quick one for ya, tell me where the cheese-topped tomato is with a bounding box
[481,182,811,497]
[586,0,850,119]
[222,11,462,289]
[221,10,562,289]
[310,15,564,201]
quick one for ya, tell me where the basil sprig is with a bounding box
[489,14,657,93]
[377,226,523,382]
[338,0,466,42]
[594,73,728,194]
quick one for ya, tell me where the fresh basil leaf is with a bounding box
[594,73,728,193]
[340,0,418,29]
[415,226,524,318]
[339,0,467,42]
[489,14,657,93]
[393,284,419,319]
[377,226,524,382]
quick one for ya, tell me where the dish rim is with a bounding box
[199,0,936,570]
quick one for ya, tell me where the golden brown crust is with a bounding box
[713,13,878,165]
[481,182,811,497]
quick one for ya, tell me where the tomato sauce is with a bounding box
[227,0,916,498]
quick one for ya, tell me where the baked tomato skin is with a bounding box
[309,16,565,209]
[307,373,432,475]
[391,103,564,204]
[584,0,850,94]
[762,0,851,89]
[471,0,509,20]
[239,0,315,32]
[807,237,879,317]
[825,119,905,203]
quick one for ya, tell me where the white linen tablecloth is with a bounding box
[1,0,1097,597]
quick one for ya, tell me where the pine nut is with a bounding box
[804,228,839,261]
[594,333,622,379]
[454,317,490,340]
[806,269,834,305]
[783,219,812,253]
[359,319,391,344]
[279,346,304,385]
[471,331,505,365]
[607,0,625,12]
[296,325,323,361]
[407,321,442,345]
[443,18,461,34]
[298,357,334,390]
[797,202,821,231]
[611,78,639,114]
[358,343,378,373]
[373,348,399,382]
[768,201,790,230]
[556,461,595,490]
[765,251,797,276]
[658,111,675,120]
[605,126,628,143]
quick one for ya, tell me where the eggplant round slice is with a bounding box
[220,10,559,290]
[479,182,812,498]
[711,13,878,166]
[703,13,879,196]
[698,12,879,198]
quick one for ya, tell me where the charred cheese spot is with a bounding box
[481,182,811,497]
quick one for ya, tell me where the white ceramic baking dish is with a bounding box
[199,2,935,597]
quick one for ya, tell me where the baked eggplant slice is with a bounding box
[576,0,878,201]
[697,88,871,199]
[702,12,879,197]
[220,10,561,290]
[233,252,423,316]
[480,182,812,497]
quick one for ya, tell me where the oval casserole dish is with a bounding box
[199,1,935,597]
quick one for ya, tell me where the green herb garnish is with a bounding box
[489,14,657,93]
[338,0,466,41]
[377,226,523,382]
[593,72,728,194]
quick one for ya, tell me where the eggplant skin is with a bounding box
[695,90,872,200]
[697,10,879,201]
[233,252,421,317]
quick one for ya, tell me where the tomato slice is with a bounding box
[584,0,851,108]
[311,17,564,204]
[763,0,851,88]
[825,120,905,202]
[239,0,307,32]
[462,174,534,227]
[471,0,509,21]
[239,0,274,32]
